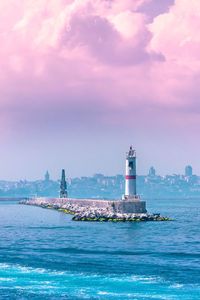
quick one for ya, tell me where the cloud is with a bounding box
[0,0,200,144]
[0,0,160,137]
[149,0,200,68]
[138,0,175,19]
[148,0,200,114]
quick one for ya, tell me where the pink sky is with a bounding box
[0,0,200,180]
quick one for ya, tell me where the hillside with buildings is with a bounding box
[0,166,200,199]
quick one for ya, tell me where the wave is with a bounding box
[37,247,153,256]
[25,226,73,230]
[28,247,200,260]
[0,263,199,299]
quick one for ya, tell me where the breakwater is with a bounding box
[20,198,171,222]
[0,197,28,201]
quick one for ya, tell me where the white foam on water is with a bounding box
[97,291,174,299]
[98,291,109,295]
[17,266,47,274]
[0,263,11,269]
[36,285,57,290]
[108,274,163,285]
[39,280,52,285]
[0,264,48,275]
[24,280,56,288]
[0,263,94,279]
[75,289,92,299]
[1,262,199,300]
[0,277,15,282]
[170,283,184,289]
[131,275,163,283]
[138,295,176,300]
[98,291,135,298]
[51,271,65,275]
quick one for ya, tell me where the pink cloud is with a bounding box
[0,0,199,141]
[150,0,200,67]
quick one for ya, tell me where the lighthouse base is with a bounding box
[116,199,146,214]
[122,195,141,201]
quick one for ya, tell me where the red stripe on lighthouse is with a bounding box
[125,175,136,180]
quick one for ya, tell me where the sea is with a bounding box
[0,198,199,300]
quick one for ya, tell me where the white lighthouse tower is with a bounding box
[123,146,139,201]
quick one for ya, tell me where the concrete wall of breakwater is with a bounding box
[0,197,28,201]
[30,198,147,214]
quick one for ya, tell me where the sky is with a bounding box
[0,0,200,180]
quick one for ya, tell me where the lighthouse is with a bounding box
[123,146,139,200]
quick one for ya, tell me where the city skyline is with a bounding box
[0,163,196,182]
[0,167,199,199]
[0,0,199,179]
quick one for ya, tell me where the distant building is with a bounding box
[185,165,193,177]
[148,166,156,177]
[45,171,50,182]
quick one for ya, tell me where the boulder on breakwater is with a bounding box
[72,213,171,222]
[71,211,171,222]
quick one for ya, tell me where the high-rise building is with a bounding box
[185,165,193,177]
[60,169,68,198]
[148,166,156,177]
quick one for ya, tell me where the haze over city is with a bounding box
[0,0,199,179]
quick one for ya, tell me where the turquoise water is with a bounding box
[0,199,200,299]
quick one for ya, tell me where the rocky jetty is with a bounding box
[20,198,172,222]
[72,212,171,222]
